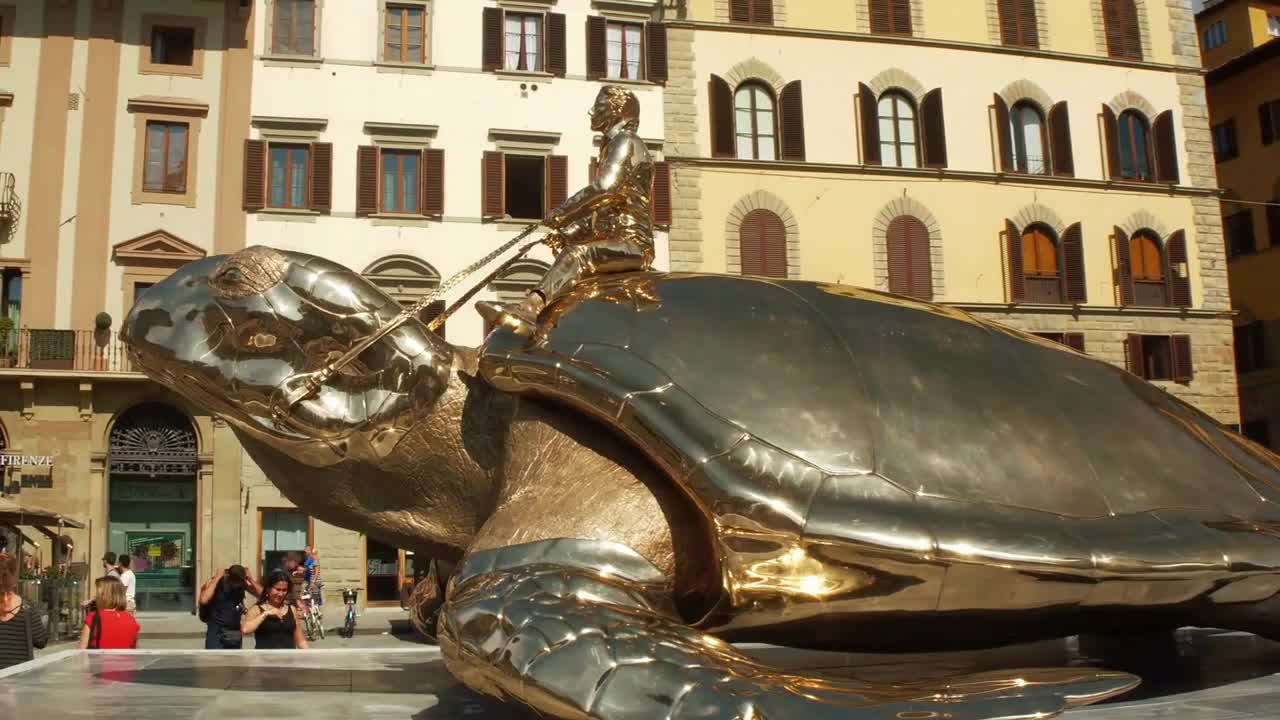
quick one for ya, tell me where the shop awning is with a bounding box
[0,496,86,529]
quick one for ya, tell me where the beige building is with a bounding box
[661,0,1238,424]
[0,0,253,611]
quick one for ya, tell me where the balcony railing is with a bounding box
[0,329,136,373]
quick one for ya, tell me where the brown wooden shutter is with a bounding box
[921,88,948,168]
[243,139,265,211]
[482,7,503,71]
[1171,335,1193,383]
[647,23,668,83]
[998,0,1019,45]
[422,148,445,217]
[546,13,567,76]
[1153,110,1179,184]
[762,212,787,277]
[1005,219,1026,302]
[356,145,378,217]
[546,155,568,213]
[308,142,332,213]
[651,161,672,226]
[1000,0,1039,47]
[887,216,932,301]
[1166,229,1191,308]
[1103,0,1142,59]
[1103,105,1122,180]
[740,211,763,275]
[730,0,750,22]
[994,94,1013,172]
[482,151,504,219]
[741,210,786,278]
[751,0,774,24]
[586,16,606,80]
[1262,103,1276,145]
[710,75,735,158]
[1062,222,1087,304]
[1113,226,1134,305]
[870,0,892,34]
[892,0,912,34]
[779,80,806,161]
[858,84,881,165]
[1048,101,1074,177]
[1125,334,1145,377]
[1064,333,1086,353]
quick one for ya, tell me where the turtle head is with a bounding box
[123,245,455,467]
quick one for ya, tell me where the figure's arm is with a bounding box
[240,605,269,635]
[545,138,634,229]
[198,568,224,605]
[292,606,309,649]
[439,539,1136,720]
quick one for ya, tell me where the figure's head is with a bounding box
[262,569,291,606]
[122,245,455,467]
[102,551,116,569]
[225,564,248,593]
[590,85,640,132]
[94,576,127,611]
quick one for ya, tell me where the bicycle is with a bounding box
[299,585,325,641]
[340,587,359,638]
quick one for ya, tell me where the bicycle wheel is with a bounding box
[315,609,325,639]
[302,610,316,641]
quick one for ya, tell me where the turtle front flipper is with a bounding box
[438,539,1139,720]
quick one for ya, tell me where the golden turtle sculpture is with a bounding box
[123,245,1280,719]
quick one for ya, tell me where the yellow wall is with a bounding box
[696,169,1204,307]
[1199,0,1280,68]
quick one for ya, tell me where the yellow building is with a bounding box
[662,0,1239,425]
[1198,0,1280,446]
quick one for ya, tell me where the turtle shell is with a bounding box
[479,272,1280,634]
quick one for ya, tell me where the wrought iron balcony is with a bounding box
[0,328,136,374]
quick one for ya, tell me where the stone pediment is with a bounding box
[113,230,206,265]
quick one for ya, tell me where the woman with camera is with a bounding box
[240,569,309,649]
[77,576,139,650]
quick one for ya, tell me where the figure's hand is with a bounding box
[543,231,566,254]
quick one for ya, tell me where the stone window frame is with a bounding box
[376,0,433,68]
[985,0,1049,48]
[724,191,799,278]
[128,98,208,208]
[872,196,945,298]
[714,0,787,26]
[855,0,926,36]
[138,13,209,78]
[1090,0,1153,62]
[265,0,325,61]
[112,230,207,322]
[0,5,16,67]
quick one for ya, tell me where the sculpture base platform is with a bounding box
[4,629,1280,719]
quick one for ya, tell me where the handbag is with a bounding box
[87,610,103,650]
[21,603,33,661]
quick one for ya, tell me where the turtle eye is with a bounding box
[220,267,243,284]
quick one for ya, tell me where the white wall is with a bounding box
[247,0,669,348]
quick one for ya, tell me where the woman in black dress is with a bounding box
[240,569,309,649]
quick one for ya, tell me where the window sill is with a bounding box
[261,54,324,68]
[493,69,554,82]
[255,208,321,221]
[371,213,435,227]
[374,62,435,75]
[139,64,203,79]
[590,76,658,87]
[133,190,196,208]
[492,218,542,229]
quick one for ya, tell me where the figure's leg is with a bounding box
[439,539,1139,720]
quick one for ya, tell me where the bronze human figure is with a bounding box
[124,241,1280,719]
[476,86,655,336]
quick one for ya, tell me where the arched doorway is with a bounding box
[107,402,198,612]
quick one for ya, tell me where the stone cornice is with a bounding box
[664,20,1206,75]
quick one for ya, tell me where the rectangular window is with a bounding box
[133,283,154,305]
[504,154,545,220]
[143,121,189,193]
[272,0,316,56]
[504,12,541,71]
[1139,335,1173,380]
[1211,119,1238,162]
[1225,209,1256,257]
[268,144,310,209]
[260,510,309,580]
[1,269,19,357]
[1261,99,1280,146]
[384,3,426,64]
[606,22,643,80]
[150,25,195,66]
[1268,14,1280,37]
[1244,419,1272,448]
[1235,321,1265,374]
[380,149,419,213]
[1202,20,1227,50]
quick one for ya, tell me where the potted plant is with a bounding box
[0,315,13,368]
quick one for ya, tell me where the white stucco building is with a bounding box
[244,0,672,348]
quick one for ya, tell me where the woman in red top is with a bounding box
[78,576,140,650]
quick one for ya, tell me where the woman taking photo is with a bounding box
[241,569,309,649]
[78,576,140,650]
[0,553,48,669]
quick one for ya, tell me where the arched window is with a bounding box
[878,91,919,168]
[739,209,787,278]
[1129,230,1166,306]
[1020,224,1061,303]
[1010,102,1047,174]
[363,255,447,338]
[886,215,932,300]
[1118,110,1153,181]
[734,82,777,161]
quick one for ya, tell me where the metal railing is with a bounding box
[0,328,135,373]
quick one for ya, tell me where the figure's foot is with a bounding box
[476,300,538,337]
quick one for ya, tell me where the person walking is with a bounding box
[116,554,137,614]
[0,553,48,670]
[241,570,308,649]
[198,565,259,649]
[101,552,120,579]
[77,576,139,650]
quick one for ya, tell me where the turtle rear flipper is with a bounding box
[438,540,1139,720]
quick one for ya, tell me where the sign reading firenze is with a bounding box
[0,454,55,467]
